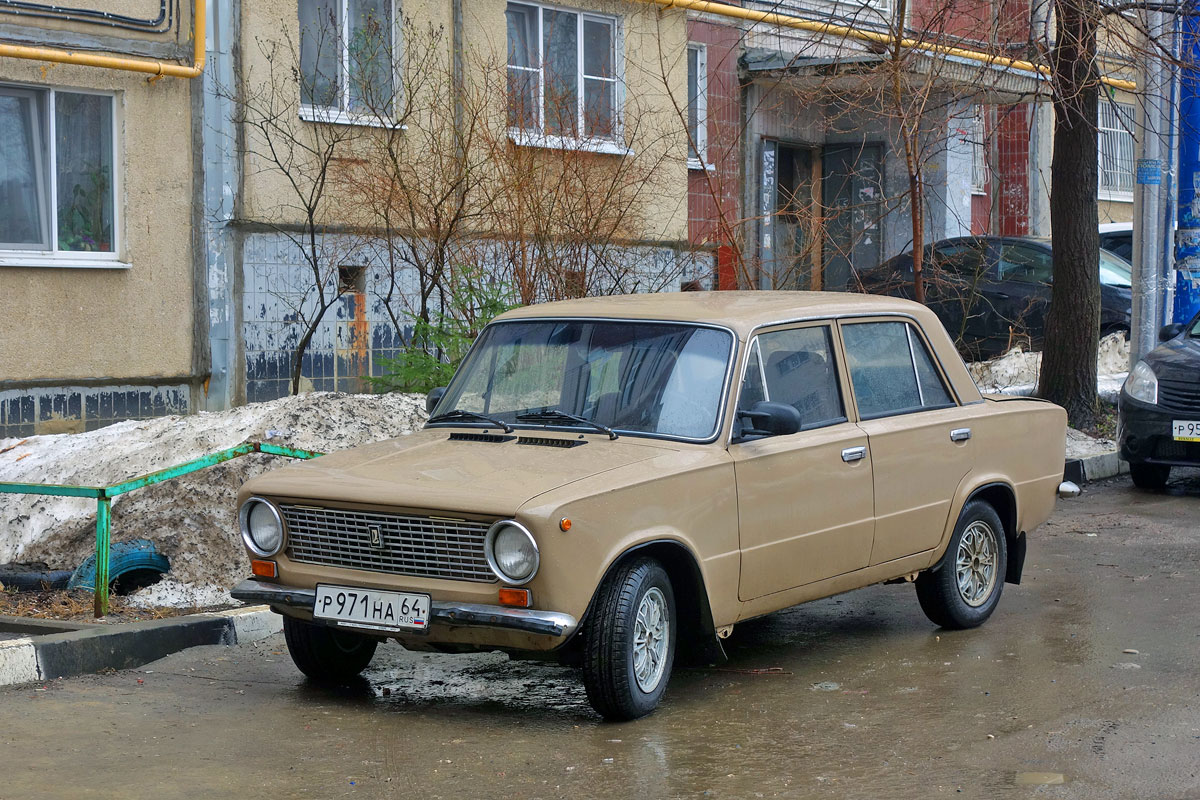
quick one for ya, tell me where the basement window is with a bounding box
[0,84,121,268]
[338,264,367,294]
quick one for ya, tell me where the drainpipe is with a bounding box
[0,0,205,80]
[629,0,1136,91]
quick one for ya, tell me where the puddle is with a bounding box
[1015,772,1067,786]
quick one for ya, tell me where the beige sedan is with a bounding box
[232,292,1072,720]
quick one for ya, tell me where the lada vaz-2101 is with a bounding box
[233,292,1072,720]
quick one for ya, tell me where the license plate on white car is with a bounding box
[1173,420,1200,442]
[313,585,431,633]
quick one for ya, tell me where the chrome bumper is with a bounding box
[231,579,578,638]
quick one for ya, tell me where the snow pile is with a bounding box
[0,392,426,606]
[969,332,1130,395]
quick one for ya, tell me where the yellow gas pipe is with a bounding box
[632,0,1137,92]
[0,0,205,80]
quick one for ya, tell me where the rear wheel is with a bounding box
[915,500,1007,629]
[283,616,378,684]
[582,558,676,721]
[1129,462,1170,491]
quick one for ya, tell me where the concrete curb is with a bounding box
[1064,452,1129,485]
[0,605,281,688]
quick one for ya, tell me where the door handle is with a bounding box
[841,446,867,462]
[950,428,972,442]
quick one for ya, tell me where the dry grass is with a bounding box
[0,587,231,624]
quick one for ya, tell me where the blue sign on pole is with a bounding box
[1137,158,1162,185]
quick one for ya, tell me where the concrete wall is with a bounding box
[0,1,202,436]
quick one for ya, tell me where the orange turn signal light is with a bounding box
[251,559,277,578]
[498,587,532,608]
[559,518,572,532]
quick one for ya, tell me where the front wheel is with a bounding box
[582,558,677,721]
[1129,462,1170,491]
[915,500,1007,629]
[283,615,378,684]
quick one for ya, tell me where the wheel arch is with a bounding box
[963,481,1025,585]
[565,539,725,667]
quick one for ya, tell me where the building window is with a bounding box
[687,43,708,169]
[1098,100,1135,196]
[963,105,988,195]
[299,0,395,122]
[0,85,118,262]
[506,2,620,145]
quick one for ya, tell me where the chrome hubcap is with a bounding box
[633,587,670,693]
[956,520,998,607]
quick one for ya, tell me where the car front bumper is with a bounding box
[1118,393,1200,467]
[231,579,579,638]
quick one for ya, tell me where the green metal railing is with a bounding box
[0,441,322,617]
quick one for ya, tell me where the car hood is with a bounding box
[239,427,677,517]
[1145,335,1200,381]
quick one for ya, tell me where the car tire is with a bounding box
[283,615,378,684]
[582,557,677,721]
[1129,462,1170,491]
[915,500,1007,630]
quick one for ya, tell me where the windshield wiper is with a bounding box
[427,409,513,433]
[516,409,618,440]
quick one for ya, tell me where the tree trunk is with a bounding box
[1039,0,1101,428]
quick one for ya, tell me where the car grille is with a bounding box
[1157,378,1200,415]
[1152,439,1200,462]
[280,504,497,583]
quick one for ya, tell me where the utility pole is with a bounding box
[1132,10,1169,362]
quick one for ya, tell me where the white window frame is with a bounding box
[0,83,124,270]
[1098,100,1135,200]
[298,0,401,127]
[687,42,710,171]
[505,2,626,153]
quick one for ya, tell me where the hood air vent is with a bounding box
[517,436,586,448]
[447,432,515,443]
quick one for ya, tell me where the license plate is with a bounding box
[1173,420,1200,442]
[313,585,431,633]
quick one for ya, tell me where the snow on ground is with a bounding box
[968,332,1130,397]
[0,392,425,607]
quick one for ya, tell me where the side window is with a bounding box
[737,326,844,431]
[931,241,989,280]
[842,321,954,419]
[998,244,1053,284]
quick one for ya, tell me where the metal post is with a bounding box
[1132,10,1168,362]
[1175,12,1200,324]
[94,496,112,617]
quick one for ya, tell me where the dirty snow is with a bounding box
[0,392,425,606]
[968,333,1130,396]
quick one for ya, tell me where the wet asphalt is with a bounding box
[2,474,1198,800]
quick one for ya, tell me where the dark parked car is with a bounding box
[1119,313,1200,489]
[859,236,1133,359]
[1099,222,1133,262]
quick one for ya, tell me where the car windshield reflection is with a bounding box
[432,320,734,441]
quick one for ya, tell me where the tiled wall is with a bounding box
[0,385,189,439]
[687,19,743,289]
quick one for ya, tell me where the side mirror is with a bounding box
[1159,323,1184,342]
[738,401,802,437]
[426,386,447,414]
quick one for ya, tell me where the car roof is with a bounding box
[1099,222,1133,233]
[493,291,933,337]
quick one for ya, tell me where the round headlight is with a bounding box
[485,521,539,584]
[1124,359,1158,404]
[240,498,285,557]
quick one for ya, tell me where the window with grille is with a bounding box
[1098,101,1135,196]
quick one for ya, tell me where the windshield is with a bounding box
[433,320,734,441]
[1099,250,1132,288]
